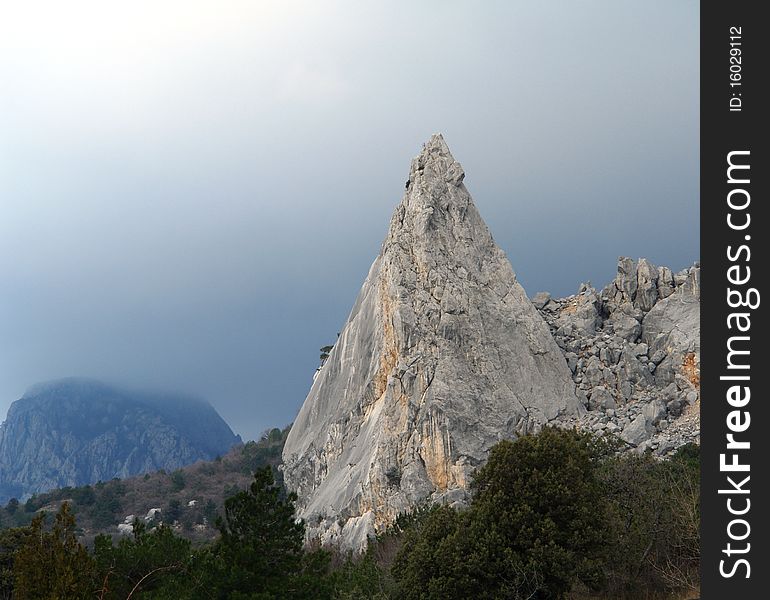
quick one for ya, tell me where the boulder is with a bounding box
[621,415,651,446]
[634,258,659,312]
[657,266,675,299]
[615,257,638,302]
[588,386,616,411]
[642,399,667,425]
[608,303,642,342]
[531,291,552,310]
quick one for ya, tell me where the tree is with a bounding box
[12,503,95,599]
[1,527,30,600]
[89,481,124,528]
[93,520,192,599]
[330,548,395,600]
[4,500,18,516]
[658,444,700,592]
[165,499,182,524]
[319,345,334,364]
[71,486,96,507]
[267,427,284,444]
[208,466,331,599]
[598,443,700,596]
[391,505,468,599]
[23,497,37,513]
[393,427,609,599]
[203,499,218,524]
[470,427,607,596]
[171,470,187,492]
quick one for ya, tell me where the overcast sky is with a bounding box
[0,1,699,442]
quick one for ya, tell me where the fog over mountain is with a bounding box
[0,378,241,504]
[0,1,698,441]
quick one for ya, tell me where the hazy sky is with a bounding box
[0,1,699,442]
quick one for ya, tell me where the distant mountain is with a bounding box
[0,427,289,545]
[0,378,241,504]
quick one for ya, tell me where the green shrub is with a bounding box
[393,428,609,599]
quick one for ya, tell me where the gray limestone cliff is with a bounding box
[0,378,241,504]
[281,134,583,551]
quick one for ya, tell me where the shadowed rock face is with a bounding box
[0,378,241,504]
[281,134,582,551]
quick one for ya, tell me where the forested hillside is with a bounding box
[1,428,699,600]
[0,427,288,546]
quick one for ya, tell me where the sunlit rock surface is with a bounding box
[282,134,582,552]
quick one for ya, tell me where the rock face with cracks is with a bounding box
[281,134,583,552]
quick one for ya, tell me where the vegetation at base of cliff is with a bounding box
[0,427,290,546]
[0,428,699,600]
[383,431,699,599]
[392,428,609,599]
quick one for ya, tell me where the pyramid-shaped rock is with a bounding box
[282,134,583,550]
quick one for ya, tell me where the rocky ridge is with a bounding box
[534,257,700,455]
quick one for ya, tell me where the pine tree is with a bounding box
[1,526,30,600]
[13,503,95,599]
[210,466,331,599]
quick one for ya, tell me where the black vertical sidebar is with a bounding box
[701,1,768,598]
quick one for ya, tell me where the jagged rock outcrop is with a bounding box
[0,378,241,504]
[282,134,583,551]
[537,258,700,456]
